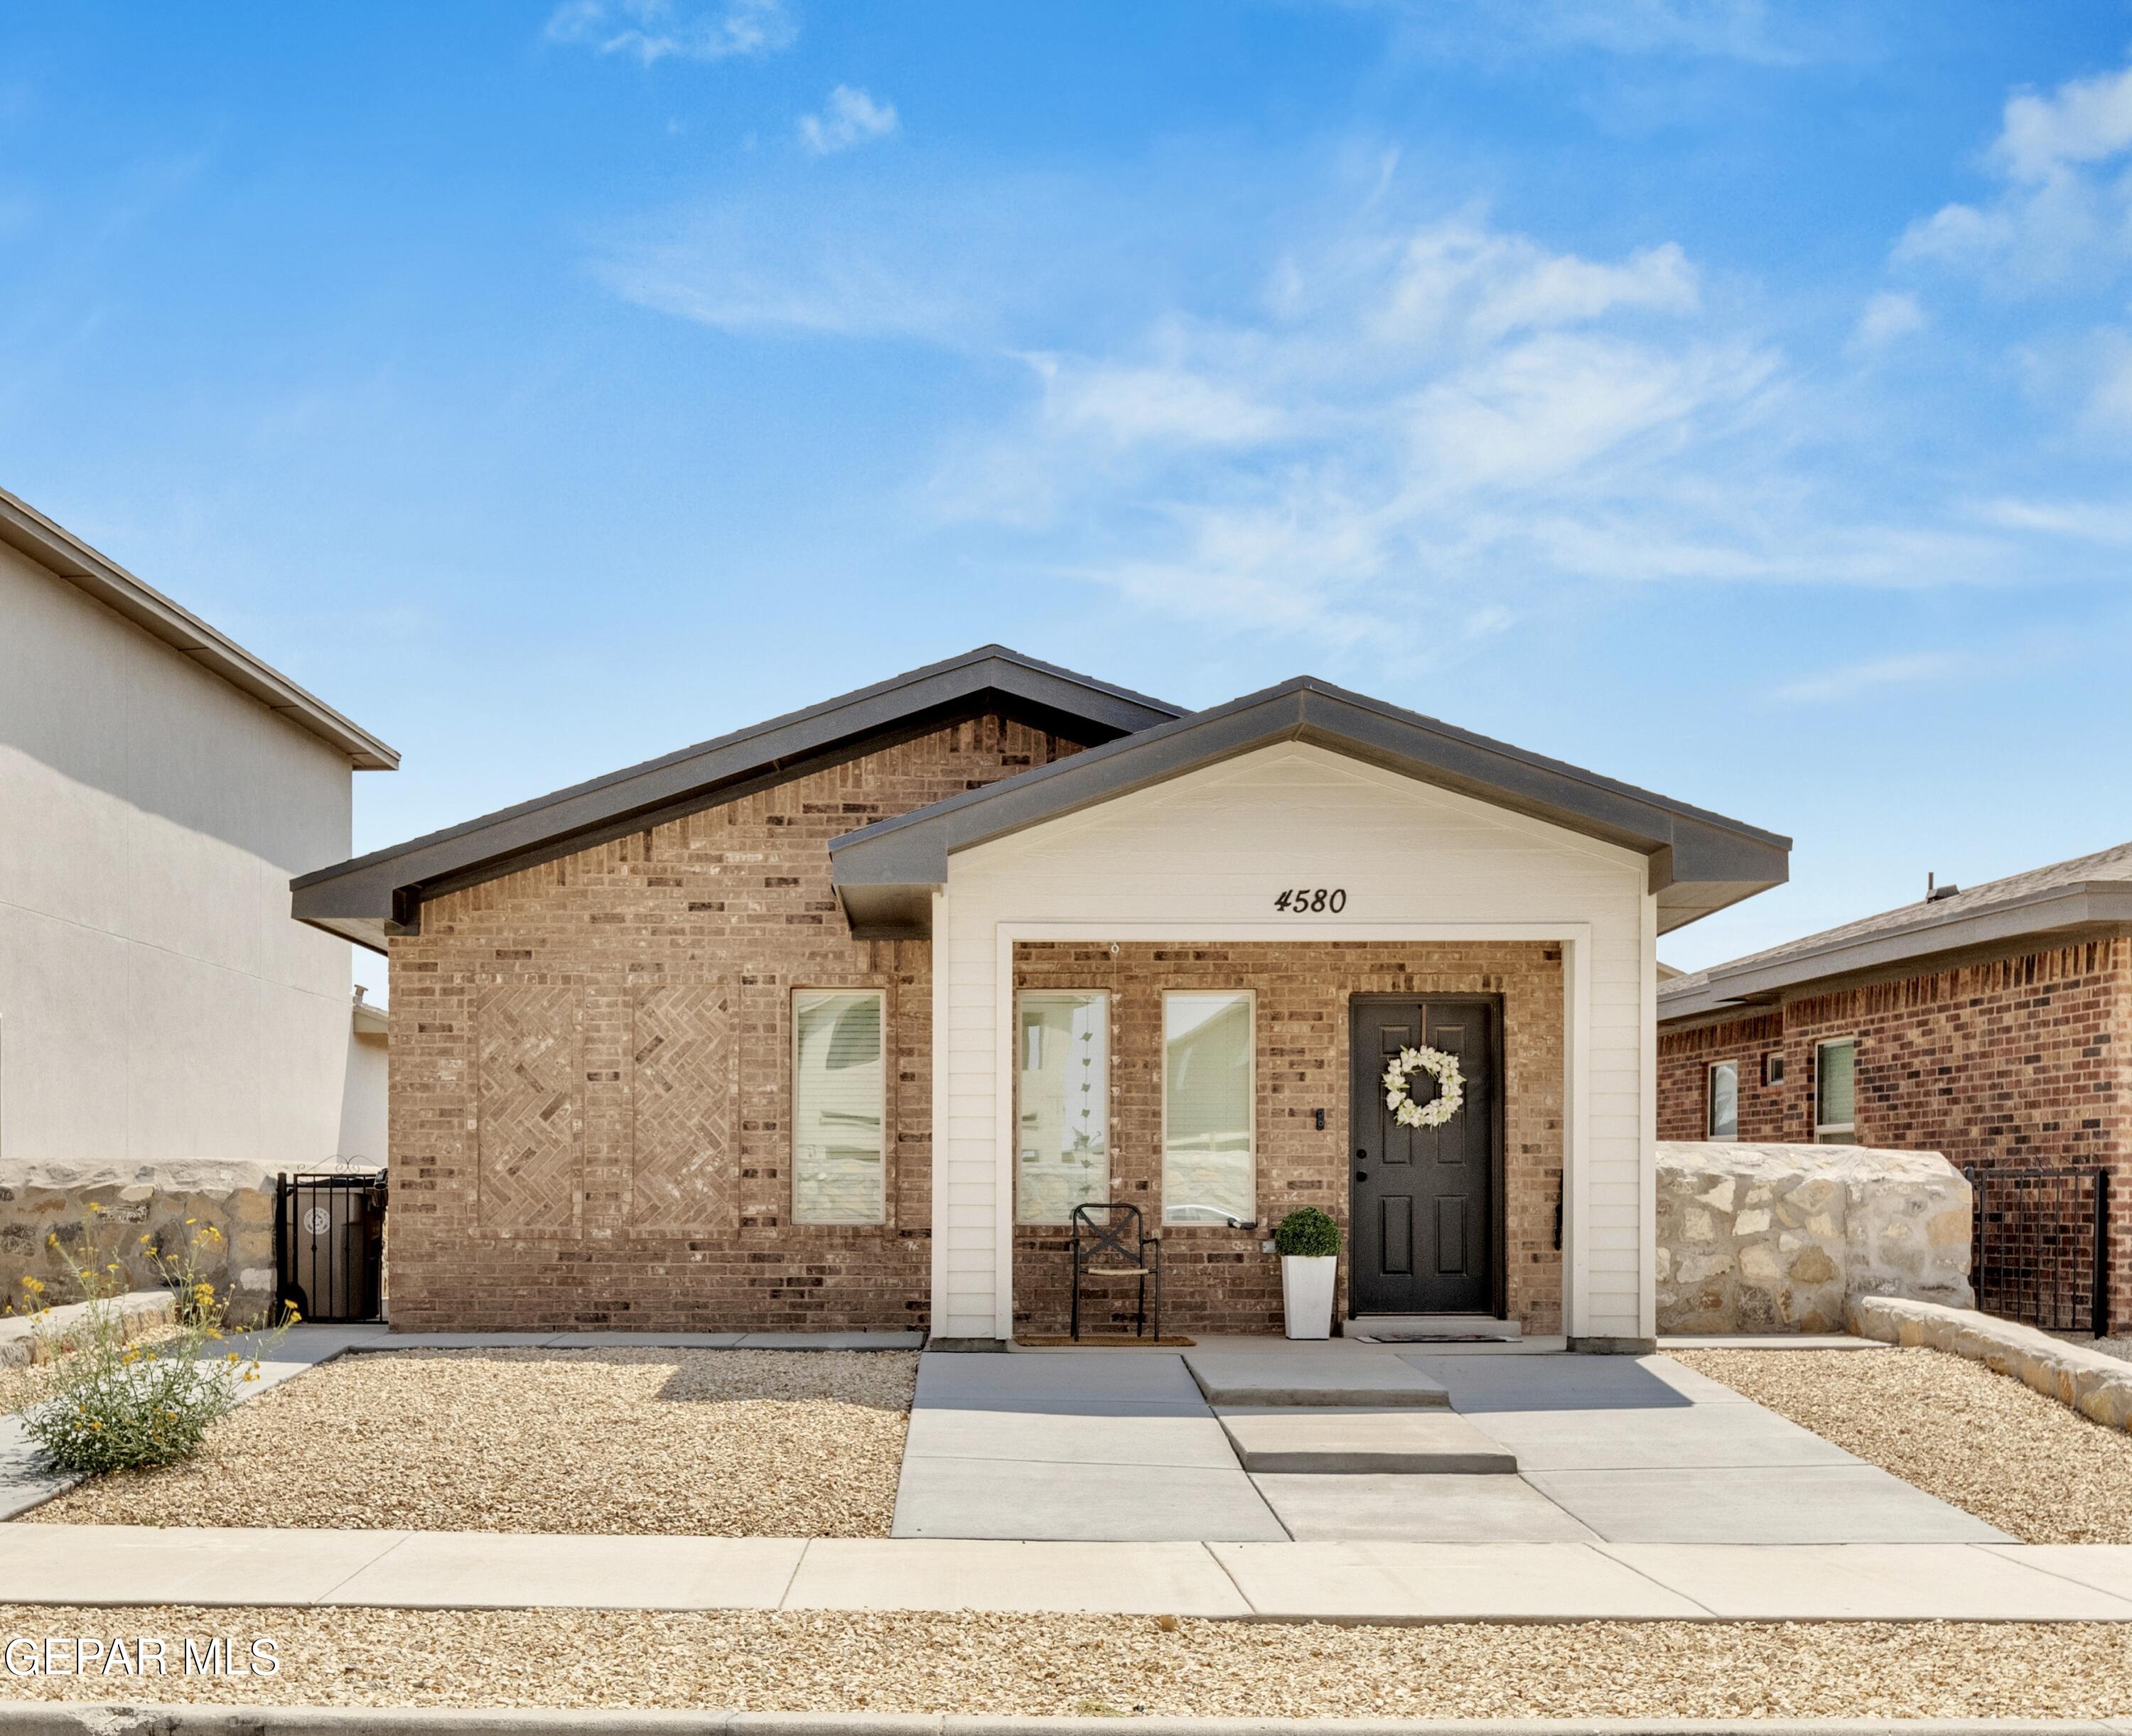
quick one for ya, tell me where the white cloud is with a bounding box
[1772,651,1962,704]
[797,86,900,156]
[1029,354,1287,446]
[544,0,794,65]
[1994,63,2132,182]
[1897,59,2132,291]
[1852,289,1924,350]
[598,164,2040,652]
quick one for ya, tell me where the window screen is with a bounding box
[792,989,885,1223]
[1707,1061,1738,1141]
[1162,991,1254,1225]
[1815,1038,1857,1145]
[1016,992,1110,1224]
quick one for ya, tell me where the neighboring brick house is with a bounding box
[293,647,1788,1346]
[1657,844,2132,1333]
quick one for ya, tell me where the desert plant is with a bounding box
[1273,1206,1340,1258]
[18,1210,293,1476]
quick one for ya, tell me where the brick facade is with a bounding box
[1011,941,1566,1338]
[1657,937,2131,1332]
[388,717,1578,1337]
[385,715,1082,1332]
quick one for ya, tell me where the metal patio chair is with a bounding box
[1069,1202,1162,1342]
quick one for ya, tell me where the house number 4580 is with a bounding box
[1274,888,1347,913]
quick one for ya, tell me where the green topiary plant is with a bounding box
[1273,1207,1340,1258]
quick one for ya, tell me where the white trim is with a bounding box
[984,920,1597,1341]
[1566,929,1590,1338]
[992,929,1018,1340]
[928,888,952,1332]
[1158,987,1257,1228]
[1637,890,1658,1343]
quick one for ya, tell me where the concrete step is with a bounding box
[1182,1348,1450,1408]
[1347,1315,1522,1342]
[1217,1406,1518,1474]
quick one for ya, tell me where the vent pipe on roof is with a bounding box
[1926,872,1960,903]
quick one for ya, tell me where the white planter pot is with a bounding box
[1280,1254,1337,1340]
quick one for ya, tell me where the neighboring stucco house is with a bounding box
[0,486,396,1176]
[1657,843,2131,1332]
[292,647,1787,1347]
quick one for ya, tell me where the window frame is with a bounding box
[1813,1035,1858,1145]
[1013,988,1113,1226]
[1158,988,1258,1228]
[1706,1059,1739,1141]
[789,986,889,1226]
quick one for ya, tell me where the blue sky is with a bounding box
[6,1,2132,1001]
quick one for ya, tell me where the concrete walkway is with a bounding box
[6,1523,2132,1621]
[893,1343,2003,1546]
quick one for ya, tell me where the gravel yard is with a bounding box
[26,1347,915,1537]
[1669,1344,2132,1543]
[0,1325,185,1417]
[1,1606,2129,1716]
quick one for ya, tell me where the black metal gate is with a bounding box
[275,1171,387,1324]
[1965,1165,2110,1337]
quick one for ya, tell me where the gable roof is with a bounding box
[1659,839,2132,1023]
[828,674,1789,938]
[289,646,1181,951]
[0,484,398,770]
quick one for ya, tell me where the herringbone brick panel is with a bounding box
[628,985,732,1229]
[476,984,580,1231]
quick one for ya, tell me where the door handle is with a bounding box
[1355,1169,1368,1182]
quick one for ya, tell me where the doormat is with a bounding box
[1015,1335,1197,1348]
[1349,1332,1508,1344]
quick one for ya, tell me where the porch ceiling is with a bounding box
[829,676,1789,939]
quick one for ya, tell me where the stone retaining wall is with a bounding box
[1851,1294,2132,1432]
[0,1289,175,1366]
[0,1159,284,1327]
[1657,1142,1972,1333]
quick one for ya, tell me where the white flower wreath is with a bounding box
[1382,1045,1465,1130]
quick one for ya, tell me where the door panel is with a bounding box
[1350,998,1497,1316]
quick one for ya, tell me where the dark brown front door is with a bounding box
[1350,996,1500,1317]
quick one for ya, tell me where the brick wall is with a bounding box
[1658,937,2131,1331]
[385,715,1081,1332]
[1011,941,1566,1337]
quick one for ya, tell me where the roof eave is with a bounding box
[831,680,1789,937]
[0,487,399,770]
[1657,880,2132,1021]
[291,647,1183,934]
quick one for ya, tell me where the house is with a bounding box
[291,647,1788,1346]
[1657,843,2130,1334]
[0,486,396,1176]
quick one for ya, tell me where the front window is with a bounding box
[1707,1060,1738,1141]
[1161,991,1255,1225]
[1814,1037,1857,1145]
[1016,992,1111,1224]
[792,989,885,1223]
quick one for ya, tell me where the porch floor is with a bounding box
[892,1339,2006,1546]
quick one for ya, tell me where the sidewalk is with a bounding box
[8,1524,2132,1622]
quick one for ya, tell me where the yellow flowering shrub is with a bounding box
[20,1216,294,1475]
